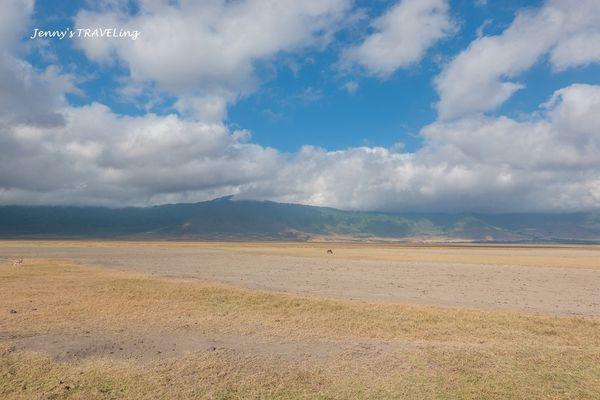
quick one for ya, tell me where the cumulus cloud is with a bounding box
[550,32,600,71]
[0,58,77,127]
[246,83,600,212]
[0,0,34,52]
[3,82,599,212]
[0,0,77,128]
[74,0,352,120]
[436,0,600,120]
[2,0,600,213]
[342,0,454,77]
[0,102,282,206]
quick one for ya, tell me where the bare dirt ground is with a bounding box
[0,240,598,316]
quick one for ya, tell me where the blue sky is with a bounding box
[2,0,600,211]
[28,0,584,152]
[230,0,550,152]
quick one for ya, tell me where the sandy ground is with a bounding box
[0,240,598,316]
[6,330,370,363]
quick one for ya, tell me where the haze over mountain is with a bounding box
[1,196,599,243]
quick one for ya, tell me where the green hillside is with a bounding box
[0,196,599,242]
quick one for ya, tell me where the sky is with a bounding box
[0,0,599,212]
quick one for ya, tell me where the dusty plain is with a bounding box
[1,240,599,399]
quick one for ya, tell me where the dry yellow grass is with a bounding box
[1,259,600,399]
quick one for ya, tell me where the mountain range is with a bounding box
[1,196,599,243]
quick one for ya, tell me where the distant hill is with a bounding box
[1,196,599,243]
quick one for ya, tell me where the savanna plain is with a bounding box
[1,241,599,399]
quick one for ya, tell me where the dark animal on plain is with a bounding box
[327,249,333,255]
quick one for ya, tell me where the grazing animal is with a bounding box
[12,258,23,267]
[326,249,333,255]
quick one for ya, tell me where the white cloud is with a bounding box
[550,32,600,71]
[2,0,600,213]
[342,0,454,77]
[74,0,352,120]
[0,103,282,206]
[246,84,600,212]
[0,0,34,52]
[343,80,359,94]
[436,0,600,120]
[0,0,77,128]
[0,57,77,127]
[2,83,599,212]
